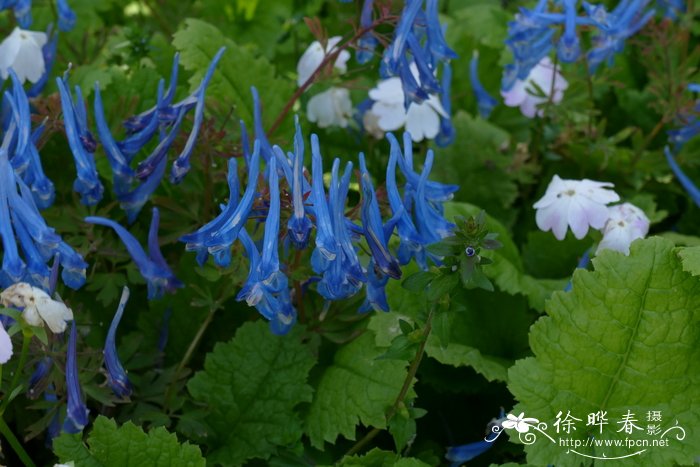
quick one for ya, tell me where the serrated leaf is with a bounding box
[172,19,295,132]
[53,416,204,467]
[677,246,700,276]
[187,321,316,465]
[508,237,700,466]
[337,448,431,467]
[305,332,410,448]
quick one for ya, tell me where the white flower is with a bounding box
[368,70,447,142]
[534,175,620,240]
[501,57,568,118]
[598,203,650,255]
[307,87,353,128]
[0,27,48,84]
[502,412,539,433]
[297,36,350,87]
[0,283,73,333]
[0,322,12,364]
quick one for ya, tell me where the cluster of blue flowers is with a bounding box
[0,0,75,31]
[59,48,225,222]
[182,88,457,334]
[0,71,87,291]
[501,0,678,91]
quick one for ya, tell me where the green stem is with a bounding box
[0,416,35,467]
[0,331,30,415]
[342,304,436,458]
[164,309,217,410]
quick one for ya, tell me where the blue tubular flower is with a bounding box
[28,356,52,398]
[398,132,458,203]
[557,0,582,62]
[13,0,31,28]
[665,146,700,208]
[85,207,182,299]
[412,149,455,242]
[104,286,132,399]
[310,134,337,262]
[63,322,89,434]
[359,153,401,279]
[668,84,700,150]
[469,52,498,119]
[260,157,281,280]
[356,0,377,64]
[445,440,493,466]
[436,61,455,147]
[94,83,135,193]
[564,248,591,292]
[170,47,226,183]
[56,0,76,31]
[204,142,261,255]
[316,158,364,301]
[120,109,186,223]
[56,75,104,206]
[385,134,426,268]
[585,0,655,73]
[381,0,456,106]
[251,87,276,163]
[23,124,56,209]
[181,158,240,266]
[287,119,312,249]
[359,260,390,312]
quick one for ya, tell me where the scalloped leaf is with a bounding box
[508,237,700,466]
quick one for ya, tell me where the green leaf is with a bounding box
[337,448,431,466]
[305,332,410,448]
[426,273,458,302]
[172,19,295,132]
[187,321,316,465]
[369,280,535,382]
[53,416,204,467]
[402,271,436,293]
[677,246,700,276]
[508,237,700,466]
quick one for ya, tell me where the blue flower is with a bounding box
[287,118,313,249]
[584,0,655,72]
[557,0,582,63]
[381,0,456,106]
[310,134,338,262]
[0,100,86,290]
[356,0,378,64]
[665,146,700,208]
[63,322,89,434]
[85,207,182,299]
[56,0,76,31]
[12,0,32,28]
[56,74,104,205]
[667,84,700,151]
[104,286,133,398]
[470,52,498,119]
[170,47,226,183]
[359,153,401,279]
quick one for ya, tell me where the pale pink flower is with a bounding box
[598,203,650,255]
[534,175,620,240]
[501,57,568,118]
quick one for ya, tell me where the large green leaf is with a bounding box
[677,245,700,276]
[508,237,700,466]
[337,448,431,467]
[53,416,204,467]
[304,332,410,448]
[172,19,295,135]
[187,321,316,465]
